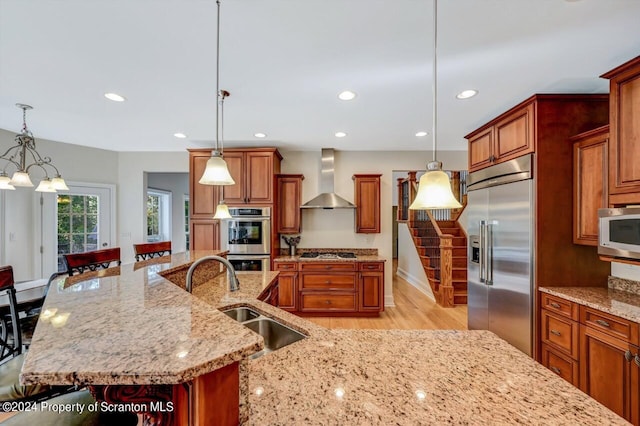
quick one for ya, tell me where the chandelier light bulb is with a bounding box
[10,171,34,187]
[0,175,16,190]
[35,178,56,193]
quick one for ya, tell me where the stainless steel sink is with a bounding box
[221,307,306,359]
[222,307,260,322]
[243,318,306,358]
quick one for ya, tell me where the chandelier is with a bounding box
[0,104,69,192]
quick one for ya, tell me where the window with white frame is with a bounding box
[184,195,190,250]
[147,189,171,242]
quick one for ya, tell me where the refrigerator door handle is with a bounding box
[479,221,486,283]
[486,222,494,285]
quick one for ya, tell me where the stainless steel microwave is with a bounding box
[598,207,640,260]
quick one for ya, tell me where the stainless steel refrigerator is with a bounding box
[467,154,534,356]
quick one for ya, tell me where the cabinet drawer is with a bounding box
[275,262,297,271]
[299,262,356,272]
[540,293,578,320]
[540,343,579,387]
[541,310,579,358]
[358,262,383,272]
[300,274,356,290]
[580,306,639,345]
[300,293,356,312]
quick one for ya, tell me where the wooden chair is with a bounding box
[63,248,121,276]
[133,241,172,261]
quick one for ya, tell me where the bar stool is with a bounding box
[62,248,121,276]
[133,241,172,261]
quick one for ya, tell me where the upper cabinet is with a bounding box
[467,102,535,172]
[571,126,609,246]
[601,56,640,206]
[276,174,304,234]
[353,174,381,233]
[189,150,219,219]
[222,148,282,205]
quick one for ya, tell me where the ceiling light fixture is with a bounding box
[213,89,232,220]
[335,132,347,138]
[174,133,187,139]
[104,92,126,102]
[338,90,357,101]
[410,0,462,210]
[198,0,235,186]
[415,131,428,137]
[0,104,69,193]
[456,89,478,100]
[254,132,267,138]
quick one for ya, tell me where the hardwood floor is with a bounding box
[306,263,468,330]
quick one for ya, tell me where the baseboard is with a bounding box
[384,294,395,307]
[396,267,435,301]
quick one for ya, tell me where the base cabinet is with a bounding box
[274,262,298,311]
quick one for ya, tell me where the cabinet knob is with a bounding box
[550,329,561,336]
[325,280,331,284]
[325,300,331,305]
[625,350,633,362]
[595,319,610,328]
[325,266,332,270]
[549,302,561,309]
[550,366,561,375]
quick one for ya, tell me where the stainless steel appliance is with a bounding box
[222,207,271,255]
[299,252,357,259]
[467,154,533,356]
[227,255,271,272]
[598,207,640,260]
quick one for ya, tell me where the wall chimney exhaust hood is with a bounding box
[301,148,355,209]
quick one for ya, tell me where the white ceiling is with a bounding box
[0,0,639,153]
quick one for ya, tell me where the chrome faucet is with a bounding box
[185,255,239,293]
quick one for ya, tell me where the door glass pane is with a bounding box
[57,194,100,272]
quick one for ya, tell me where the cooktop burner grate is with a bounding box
[299,252,357,259]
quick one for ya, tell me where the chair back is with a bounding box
[0,266,22,361]
[63,248,121,276]
[133,241,172,262]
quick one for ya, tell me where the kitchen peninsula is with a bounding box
[19,252,627,425]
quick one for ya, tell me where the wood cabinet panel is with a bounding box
[468,127,493,171]
[221,152,245,204]
[299,262,356,272]
[300,273,356,291]
[493,103,534,162]
[353,174,381,233]
[190,220,219,251]
[541,343,579,386]
[359,272,383,312]
[275,262,296,271]
[276,175,303,234]
[190,154,217,218]
[300,293,356,312]
[572,126,608,245]
[246,152,274,203]
[277,273,297,311]
[541,293,579,320]
[358,262,384,272]
[580,305,639,345]
[541,310,579,358]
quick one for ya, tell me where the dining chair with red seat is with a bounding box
[133,241,172,262]
[62,247,121,276]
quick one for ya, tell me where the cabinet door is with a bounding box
[190,220,220,251]
[246,152,274,204]
[190,153,217,218]
[468,127,494,172]
[221,152,245,204]
[541,343,579,386]
[580,325,635,421]
[353,174,381,233]
[277,272,297,311]
[493,102,535,163]
[359,272,383,312]
[277,175,303,234]
[573,128,608,245]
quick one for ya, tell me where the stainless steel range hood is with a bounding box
[301,148,355,209]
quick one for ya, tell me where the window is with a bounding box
[147,189,171,243]
[57,194,99,272]
[184,195,190,250]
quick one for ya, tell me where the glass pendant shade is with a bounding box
[35,179,56,193]
[0,175,16,190]
[10,171,34,187]
[213,202,232,219]
[409,162,462,210]
[199,152,235,186]
[50,176,69,191]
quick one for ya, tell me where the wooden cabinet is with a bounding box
[602,56,640,206]
[189,151,220,219]
[222,149,282,205]
[258,280,279,307]
[540,294,580,386]
[276,174,304,234]
[571,126,609,246]
[189,220,220,251]
[358,262,384,313]
[274,262,297,312]
[352,174,381,233]
[467,101,534,172]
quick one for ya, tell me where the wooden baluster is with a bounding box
[397,177,405,221]
[407,171,418,225]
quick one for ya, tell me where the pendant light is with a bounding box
[410,0,462,210]
[213,90,232,220]
[199,0,235,186]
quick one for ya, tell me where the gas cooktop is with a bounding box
[299,252,357,259]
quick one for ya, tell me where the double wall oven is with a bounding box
[221,207,271,271]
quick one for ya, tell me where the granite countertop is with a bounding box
[539,286,640,323]
[20,251,264,386]
[274,248,386,263]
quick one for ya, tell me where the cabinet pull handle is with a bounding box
[625,350,633,362]
[325,280,331,284]
[325,266,332,270]
[550,366,561,375]
[549,302,561,309]
[635,355,640,368]
[550,330,561,336]
[595,319,610,328]
[325,300,331,305]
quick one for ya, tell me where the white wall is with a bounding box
[396,223,434,300]
[146,172,190,253]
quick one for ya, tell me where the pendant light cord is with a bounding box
[432,0,438,163]
[215,0,221,153]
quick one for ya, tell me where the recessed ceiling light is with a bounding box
[338,90,357,101]
[456,89,478,100]
[173,133,187,139]
[104,92,126,102]
[335,132,347,138]
[254,132,267,138]
[415,131,428,137]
